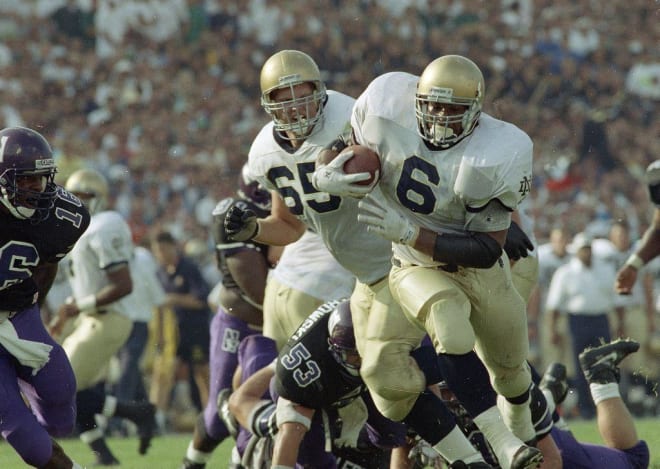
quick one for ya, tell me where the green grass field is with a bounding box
[0,420,658,468]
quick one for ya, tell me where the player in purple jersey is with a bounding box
[413,339,649,469]
[227,300,410,468]
[180,176,276,469]
[0,127,90,468]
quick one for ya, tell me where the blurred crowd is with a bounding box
[0,0,657,248]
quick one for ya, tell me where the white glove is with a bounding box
[357,194,419,245]
[311,150,378,198]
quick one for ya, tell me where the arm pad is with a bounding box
[432,231,502,268]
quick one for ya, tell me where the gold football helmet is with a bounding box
[65,168,109,214]
[260,50,326,140]
[416,55,485,148]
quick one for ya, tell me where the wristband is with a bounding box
[625,253,645,270]
[76,294,97,312]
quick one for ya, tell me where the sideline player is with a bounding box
[224,50,495,466]
[312,55,541,467]
[0,126,89,468]
[180,174,275,469]
[51,168,156,465]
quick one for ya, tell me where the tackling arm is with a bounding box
[272,400,315,467]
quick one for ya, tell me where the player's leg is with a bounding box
[391,264,541,469]
[182,309,261,469]
[351,276,427,420]
[262,276,325,350]
[62,312,133,390]
[579,338,646,450]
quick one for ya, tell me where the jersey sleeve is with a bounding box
[88,215,132,270]
[44,187,91,263]
[454,126,533,212]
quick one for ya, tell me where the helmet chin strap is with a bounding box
[0,194,35,219]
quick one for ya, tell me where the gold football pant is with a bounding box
[350,276,427,421]
[389,257,532,401]
[62,311,133,391]
[262,276,326,350]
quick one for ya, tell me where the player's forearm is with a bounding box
[412,227,505,268]
[253,216,305,246]
[272,424,306,466]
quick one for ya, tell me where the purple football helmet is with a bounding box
[0,127,57,222]
[327,300,360,376]
[237,164,271,212]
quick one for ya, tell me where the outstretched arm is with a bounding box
[615,208,660,294]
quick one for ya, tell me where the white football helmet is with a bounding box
[260,50,327,141]
[416,55,485,149]
[65,168,109,215]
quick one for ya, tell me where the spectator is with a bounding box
[151,231,212,422]
[546,232,622,419]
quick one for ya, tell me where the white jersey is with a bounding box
[123,246,167,322]
[351,72,533,267]
[248,90,393,284]
[270,230,355,301]
[65,210,135,317]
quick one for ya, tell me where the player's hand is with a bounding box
[224,205,259,242]
[358,194,419,245]
[614,265,637,295]
[504,221,534,261]
[311,150,377,198]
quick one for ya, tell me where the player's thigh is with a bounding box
[468,263,529,367]
[511,254,539,304]
[263,276,324,349]
[63,312,132,389]
[390,264,472,354]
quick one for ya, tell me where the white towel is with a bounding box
[0,316,53,375]
[334,396,369,448]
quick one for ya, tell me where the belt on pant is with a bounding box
[391,257,458,273]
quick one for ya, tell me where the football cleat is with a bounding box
[579,338,640,384]
[180,459,205,469]
[539,362,569,405]
[510,445,543,469]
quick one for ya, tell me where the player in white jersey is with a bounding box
[264,229,355,349]
[313,55,545,468]
[224,50,494,467]
[50,169,156,466]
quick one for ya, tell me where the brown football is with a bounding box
[341,145,381,185]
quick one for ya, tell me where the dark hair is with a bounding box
[151,230,177,245]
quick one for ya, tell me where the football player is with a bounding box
[615,160,660,293]
[417,339,650,469]
[228,300,409,468]
[51,168,156,466]
[313,55,543,468]
[180,172,275,469]
[0,126,88,468]
[224,50,493,466]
